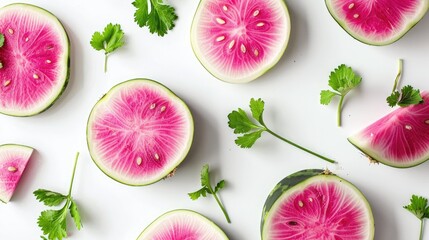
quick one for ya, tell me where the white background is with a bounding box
[0,0,429,239]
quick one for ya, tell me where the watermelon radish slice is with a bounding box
[0,144,34,203]
[191,0,291,83]
[137,209,229,240]
[87,79,194,186]
[261,169,374,240]
[349,91,429,168]
[0,3,70,116]
[325,0,429,45]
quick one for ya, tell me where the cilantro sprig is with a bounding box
[34,152,82,240]
[90,23,125,73]
[228,98,337,164]
[386,59,423,107]
[188,164,230,223]
[404,195,429,240]
[132,0,178,36]
[0,33,4,69]
[320,64,362,127]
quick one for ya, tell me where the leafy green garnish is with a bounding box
[188,164,230,223]
[34,152,82,240]
[132,0,178,36]
[228,98,336,164]
[387,59,423,107]
[90,23,125,73]
[320,64,362,126]
[404,195,429,240]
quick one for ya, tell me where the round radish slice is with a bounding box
[137,209,229,240]
[87,79,194,186]
[348,91,429,168]
[0,144,34,203]
[261,169,374,240]
[325,0,429,45]
[191,0,290,83]
[0,3,70,116]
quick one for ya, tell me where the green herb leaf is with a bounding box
[397,85,423,107]
[188,187,209,200]
[69,199,82,230]
[36,153,82,240]
[33,189,67,207]
[133,0,178,36]
[37,208,68,240]
[227,108,260,134]
[200,164,210,188]
[387,91,401,107]
[320,64,361,126]
[250,98,265,123]
[229,98,337,164]
[90,23,124,72]
[188,164,231,223]
[386,59,423,108]
[0,33,4,47]
[328,64,362,95]
[404,195,429,220]
[235,130,263,148]
[403,194,429,240]
[214,180,225,193]
[320,90,338,105]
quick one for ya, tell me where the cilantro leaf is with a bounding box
[386,59,423,108]
[387,86,422,108]
[235,130,263,148]
[90,23,125,72]
[188,187,208,200]
[387,91,401,107]
[133,0,178,36]
[37,208,68,240]
[320,64,361,126]
[188,164,231,223]
[404,194,429,240]
[0,33,4,47]
[227,108,260,134]
[69,199,82,230]
[34,189,67,207]
[320,90,338,105]
[229,98,336,164]
[214,180,225,193]
[404,195,428,220]
[328,64,361,94]
[35,153,83,240]
[200,164,210,187]
[250,98,265,123]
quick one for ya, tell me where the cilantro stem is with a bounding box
[337,95,345,127]
[420,219,424,240]
[68,152,80,197]
[104,54,108,73]
[212,191,231,223]
[264,127,337,164]
[392,59,403,93]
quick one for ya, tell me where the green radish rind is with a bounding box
[0,3,70,117]
[0,143,34,203]
[190,0,291,83]
[136,209,229,240]
[325,0,429,46]
[347,137,429,168]
[86,79,194,186]
[261,169,375,240]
